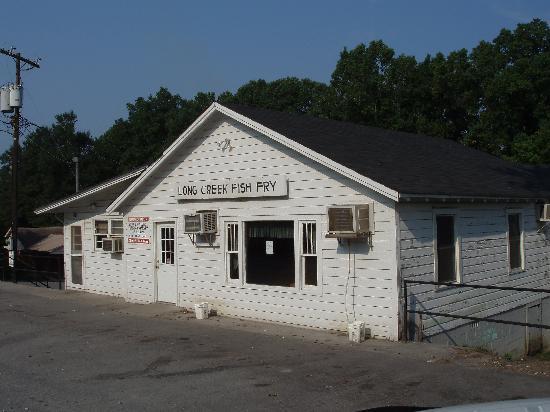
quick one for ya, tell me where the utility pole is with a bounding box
[0,48,40,281]
[72,156,79,192]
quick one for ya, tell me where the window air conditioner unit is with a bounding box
[184,214,202,233]
[102,237,123,253]
[541,204,550,222]
[184,211,218,234]
[326,204,373,238]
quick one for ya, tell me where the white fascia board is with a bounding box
[215,103,399,201]
[107,102,399,213]
[398,193,544,202]
[34,168,144,215]
[106,103,219,213]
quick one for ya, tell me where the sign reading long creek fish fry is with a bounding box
[177,177,288,200]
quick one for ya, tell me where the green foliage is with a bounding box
[219,77,328,114]
[0,112,94,233]
[1,19,549,232]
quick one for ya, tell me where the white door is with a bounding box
[155,223,177,303]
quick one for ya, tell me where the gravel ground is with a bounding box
[1,282,549,412]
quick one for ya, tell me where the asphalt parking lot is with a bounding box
[1,282,549,411]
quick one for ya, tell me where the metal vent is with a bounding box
[200,211,217,233]
[184,214,201,233]
[328,207,355,232]
[542,204,550,222]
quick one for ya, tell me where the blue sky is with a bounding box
[0,0,548,154]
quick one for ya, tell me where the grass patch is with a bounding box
[534,351,550,361]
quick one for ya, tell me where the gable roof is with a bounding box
[5,227,64,254]
[106,103,550,212]
[224,104,550,200]
[34,167,145,215]
[106,103,399,213]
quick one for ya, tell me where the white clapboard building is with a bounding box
[35,103,550,353]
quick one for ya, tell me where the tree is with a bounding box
[219,77,328,115]
[90,88,216,181]
[0,112,94,232]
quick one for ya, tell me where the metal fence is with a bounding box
[1,252,64,289]
[402,279,550,342]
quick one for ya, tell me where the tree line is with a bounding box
[1,19,549,232]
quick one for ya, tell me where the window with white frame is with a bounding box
[226,222,240,280]
[435,214,459,283]
[507,213,524,270]
[95,219,124,250]
[300,222,317,286]
[70,226,83,285]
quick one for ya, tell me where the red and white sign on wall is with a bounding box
[127,216,151,244]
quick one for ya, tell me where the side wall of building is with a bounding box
[399,203,550,353]
[120,113,400,338]
[62,185,129,297]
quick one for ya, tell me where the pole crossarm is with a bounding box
[0,48,40,69]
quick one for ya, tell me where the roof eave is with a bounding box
[398,193,550,203]
[34,167,145,215]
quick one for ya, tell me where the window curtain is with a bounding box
[247,222,293,239]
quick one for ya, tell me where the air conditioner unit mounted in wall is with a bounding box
[102,237,124,253]
[184,211,218,234]
[541,204,550,222]
[326,204,374,239]
[184,214,202,234]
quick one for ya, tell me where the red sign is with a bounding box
[128,216,150,222]
[128,237,150,244]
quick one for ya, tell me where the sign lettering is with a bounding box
[177,177,288,200]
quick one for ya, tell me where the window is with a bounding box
[301,222,317,286]
[95,220,108,249]
[245,221,295,287]
[435,215,459,283]
[160,226,175,264]
[95,219,123,250]
[71,225,82,254]
[70,226,83,285]
[508,213,523,270]
[226,223,239,280]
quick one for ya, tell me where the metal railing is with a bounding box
[402,279,550,341]
[1,253,64,289]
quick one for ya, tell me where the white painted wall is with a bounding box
[399,203,550,337]
[62,183,129,297]
[120,113,400,339]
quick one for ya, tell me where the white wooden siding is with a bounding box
[62,184,128,297]
[120,114,399,339]
[399,203,550,336]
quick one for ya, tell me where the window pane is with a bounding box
[436,215,456,282]
[246,221,295,287]
[96,234,107,249]
[95,220,108,234]
[71,256,83,285]
[304,256,317,286]
[436,216,454,247]
[111,219,123,236]
[71,226,82,253]
[229,253,239,280]
[302,222,316,255]
[508,214,522,269]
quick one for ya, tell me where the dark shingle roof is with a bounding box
[225,104,550,200]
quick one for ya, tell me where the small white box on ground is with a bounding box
[348,321,367,342]
[194,302,209,319]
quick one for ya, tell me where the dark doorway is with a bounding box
[245,221,295,287]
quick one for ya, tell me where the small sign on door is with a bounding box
[265,240,273,255]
